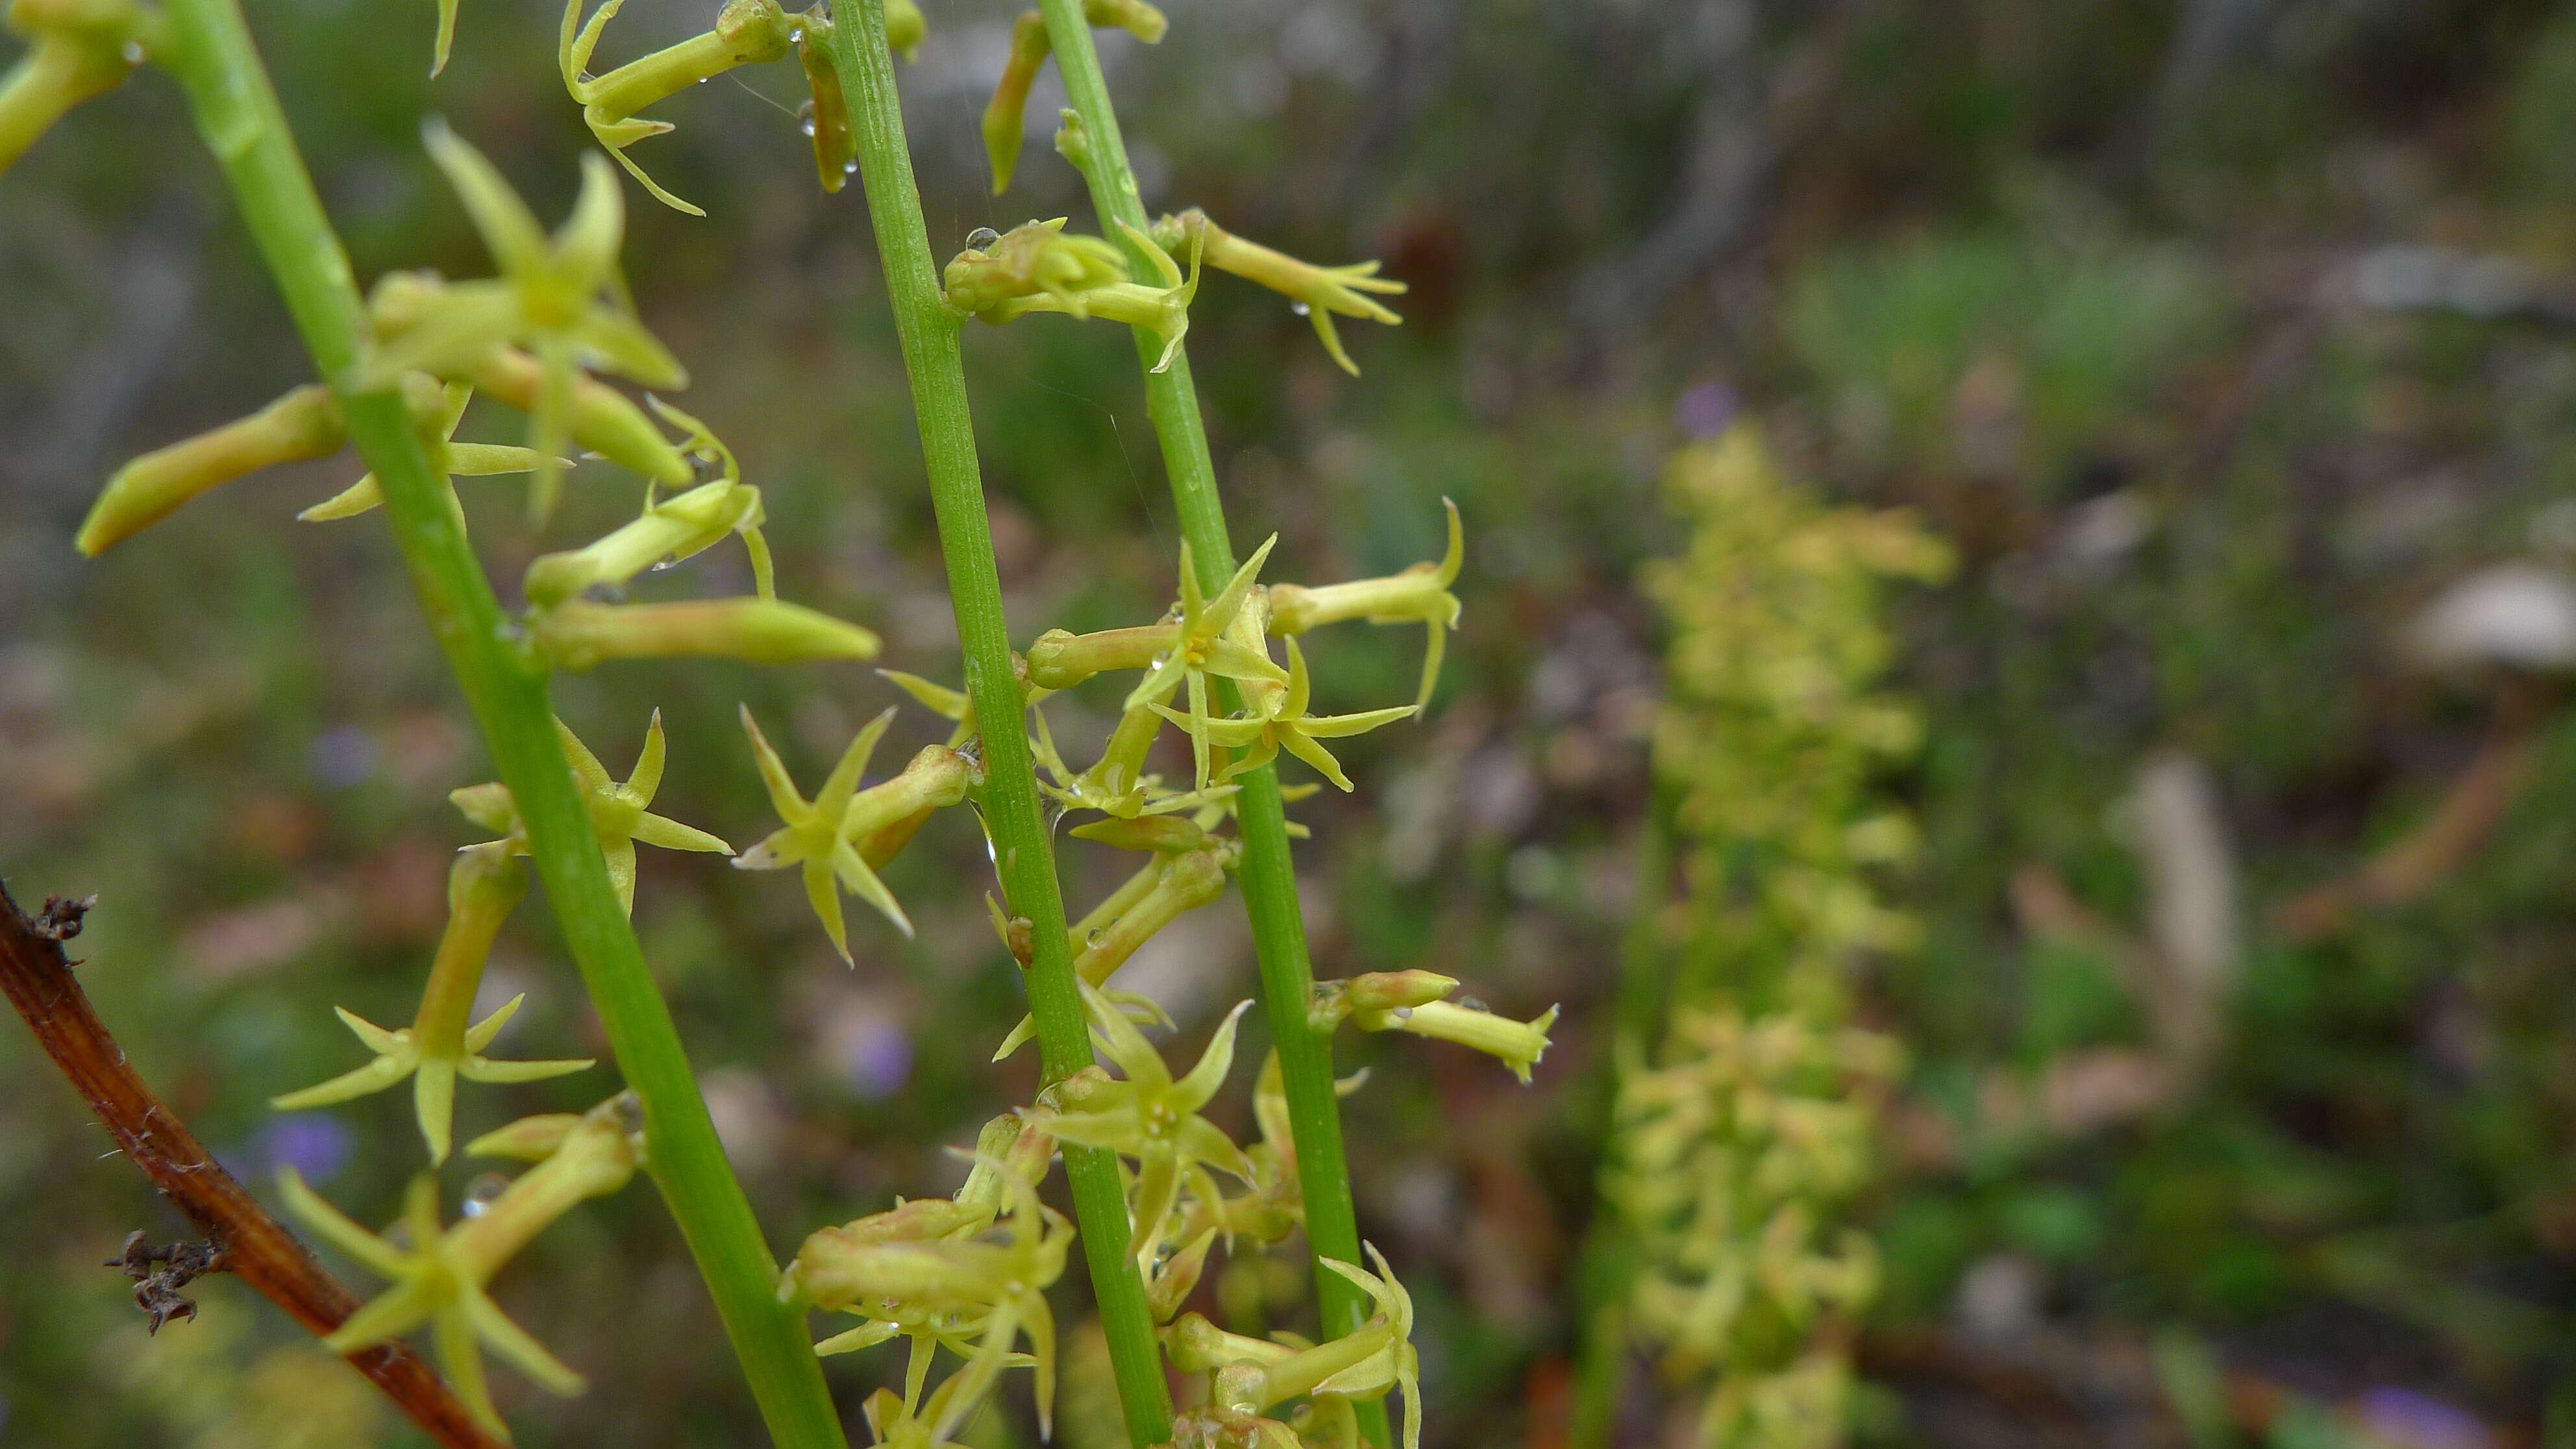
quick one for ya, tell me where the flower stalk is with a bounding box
[821,1,1176,1441]
[1027,5,1393,1435]
[147,1,849,1442]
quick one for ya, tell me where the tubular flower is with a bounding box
[1148,209,1407,377]
[978,0,1164,194]
[993,833,1234,1059]
[76,382,346,555]
[360,122,687,525]
[0,0,158,177]
[1167,1381,1304,1449]
[366,271,692,487]
[1312,1247,1422,1449]
[521,398,773,599]
[942,217,1130,317]
[299,380,558,524]
[1026,535,1285,791]
[1267,498,1464,712]
[786,1152,1069,1438]
[449,712,732,916]
[1021,984,1256,1281]
[522,476,772,608]
[533,596,880,670]
[270,843,591,1164]
[963,219,1204,373]
[277,1094,644,1439]
[736,705,912,960]
[1030,693,1239,820]
[558,0,795,216]
[1153,636,1413,793]
[1313,972,1561,1085]
[1159,1243,1419,1448]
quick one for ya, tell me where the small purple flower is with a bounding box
[1674,380,1739,440]
[841,1019,913,1100]
[255,1113,354,1183]
[310,724,379,789]
[2355,1387,2491,1449]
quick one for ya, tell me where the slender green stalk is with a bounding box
[150,5,846,1444]
[1569,786,1678,1449]
[1029,9,1389,1440]
[820,4,1172,1444]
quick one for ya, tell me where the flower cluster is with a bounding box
[745,521,1542,1446]
[76,126,878,676]
[67,118,893,1443]
[1609,426,1950,1448]
[34,0,1480,1439]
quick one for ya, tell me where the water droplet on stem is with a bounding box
[461,1172,510,1218]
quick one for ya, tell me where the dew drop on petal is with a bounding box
[697,75,710,83]
[1391,1006,1413,1022]
[843,160,858,176]
[1289,301,1311,317]
[787,26,804,42]
[121,40,144,63]
[796,99,817,138]
[965,227,1002,251]
[461,1172,510,1218]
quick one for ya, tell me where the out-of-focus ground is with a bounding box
[8,0,2576,1444]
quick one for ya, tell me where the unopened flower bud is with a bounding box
[1355,998,1559,1085]
[77,384,345,555]
[534,597,881,670]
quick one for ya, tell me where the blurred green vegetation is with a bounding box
[8,0,2576,1446]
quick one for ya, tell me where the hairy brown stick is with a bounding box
[0,878,508,1449]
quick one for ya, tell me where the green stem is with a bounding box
[1568,786,1678,1449]
[1028,7,1389,1441]
[151,5,847,1445]
[820,4,1172,1444]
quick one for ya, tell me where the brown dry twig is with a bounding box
[0,878,508,1449]
[2273,721,2541,943]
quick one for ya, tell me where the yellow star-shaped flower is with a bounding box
[736,705,913,961]
[1154,636,1413,791]
[449,712,732,917]
[277,1096,641,1439]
